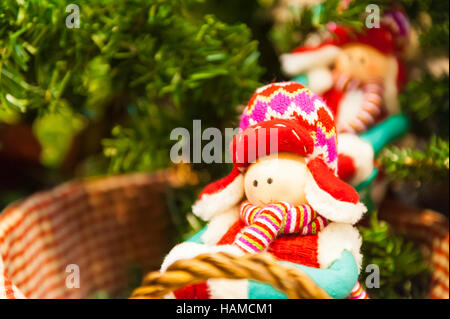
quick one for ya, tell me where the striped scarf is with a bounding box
[333,71,384,134]
[233,201,329,253]
[347,281,369,299]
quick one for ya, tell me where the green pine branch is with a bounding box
[419,20,449,52]
[400,74,449,138]
[0,0,263,172]
[379,136,449,182]
[359,211,431,299]
[270,0,449,53]
[270,0,392,53]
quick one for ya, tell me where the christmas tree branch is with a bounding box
[270,0,393,52]
[359,210,431,299]
[379,136,449,182]
[1,0,263,172]
[400,74,449,138]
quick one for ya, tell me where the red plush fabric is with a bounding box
[353,27,395,54]
[293,24,396,55]
[291,42,332,54]
[337,153,356,182]
[173,282,210,299]
[198,166,241,200]
[307,157,359,204]
[322,88,343,117]
[396,57,408,91]
[217,220,246,245]
[218,220,319,268]
[268,234,319,268]
[231,119,314,169]
[326,24,395,55]
[291,25,350,54]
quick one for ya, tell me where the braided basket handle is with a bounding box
[131,252,331,299]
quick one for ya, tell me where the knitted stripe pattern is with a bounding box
[334,72,384,134]
[347,281,369,299]
[239,82,338,173]
[234,201,329,253]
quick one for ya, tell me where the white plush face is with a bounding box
[244,152,309,207]
[334,44,389,83]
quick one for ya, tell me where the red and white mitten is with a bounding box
[337,133,374,186]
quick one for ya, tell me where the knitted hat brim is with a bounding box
[305,158,367,225]
[231,118,315,170]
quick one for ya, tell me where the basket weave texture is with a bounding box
[131,200,449,299]
[131,251,331,299]
[0,171,447,299]
[0,171,174,299]
[379,200,449,299]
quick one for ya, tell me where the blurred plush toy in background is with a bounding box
[280,10,409,132]
[280,10,411,205]
[161,82,369,299]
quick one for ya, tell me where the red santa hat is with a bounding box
[192,82,366,225]
[280,10,410,94]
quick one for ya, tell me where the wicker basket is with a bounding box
[1,171,447,299]
[378,200,449,299]
[0,171,175,299]
[131,200,449,299]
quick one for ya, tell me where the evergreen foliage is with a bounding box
[359,211,431,299]
[0,0,263,173]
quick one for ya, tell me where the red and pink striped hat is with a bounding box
[192,82,366,225]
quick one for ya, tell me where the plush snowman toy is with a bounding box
[280,12,410,187]
[162,82,368,299]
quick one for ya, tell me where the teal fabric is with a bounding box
[293,74,309,87]
[248,280,287,299]
[360,114,409,155]
[248,250,358,299]
[184,228,358,299]
[312,4,324,25]
[186,226,206,244]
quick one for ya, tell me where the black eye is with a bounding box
[253,180,258,187]
[267,178,273,184]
